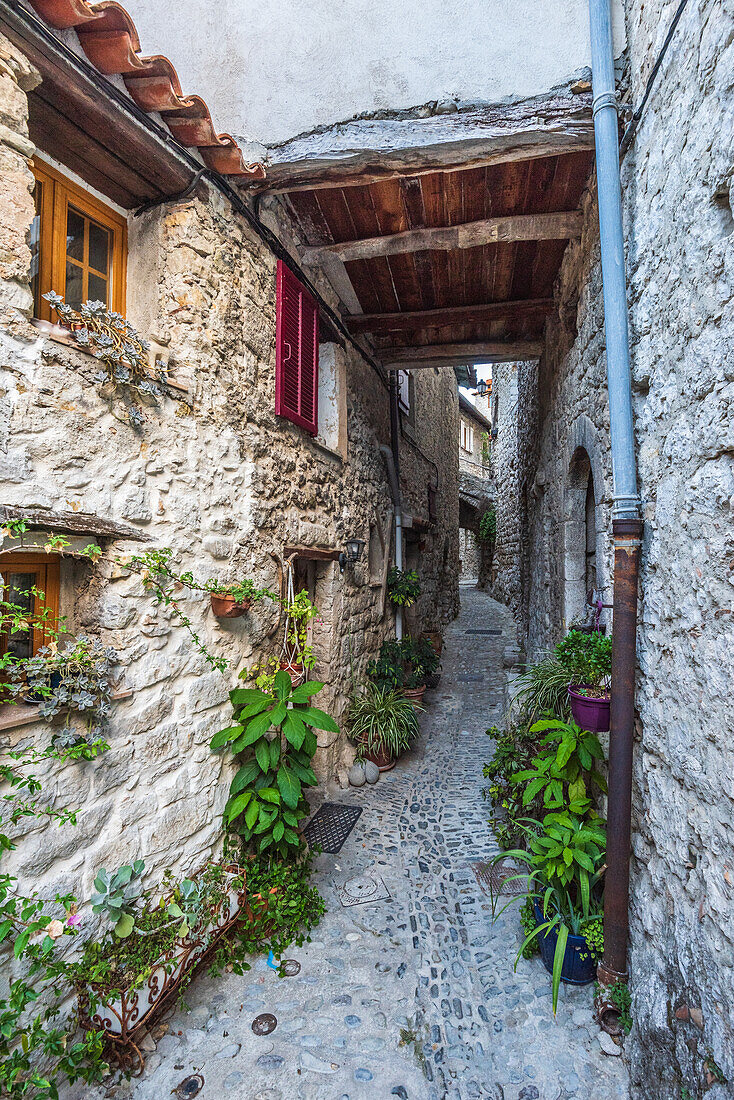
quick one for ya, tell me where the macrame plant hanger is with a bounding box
[279,560,305,685]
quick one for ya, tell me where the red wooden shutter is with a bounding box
[275,260,319,435]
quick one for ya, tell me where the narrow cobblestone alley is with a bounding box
[114,590,629,1100]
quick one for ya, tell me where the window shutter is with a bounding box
[275,260,319,435]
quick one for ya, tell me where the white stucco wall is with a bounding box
[122,0,625,152]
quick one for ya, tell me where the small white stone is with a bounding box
[363,760,380,784]
[598,1030,622,1056]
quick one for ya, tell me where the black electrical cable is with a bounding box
[619,0,689,157]
[1,0,390,391]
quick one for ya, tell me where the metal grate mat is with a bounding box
[303,802,362,853]
[472,858,528,897]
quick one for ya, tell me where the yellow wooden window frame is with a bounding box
[0,554,61,659]
[30,158,127,323]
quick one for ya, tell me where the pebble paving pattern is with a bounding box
[92,589,629,1100]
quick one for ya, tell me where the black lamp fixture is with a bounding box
[339,537,365,573]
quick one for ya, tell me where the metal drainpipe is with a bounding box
[588,0,644,1000]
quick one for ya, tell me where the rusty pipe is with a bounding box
[598,517,643,988]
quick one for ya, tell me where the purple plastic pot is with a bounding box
[568,686,610,733]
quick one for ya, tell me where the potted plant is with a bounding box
[207,579,263,618]
[280,590,318,684]
[403,635,440,698]
[490,807,607,1012]
[347,683,421,771]
[366,639,405,692]
[387,567,421,608]
[555,630,613,732]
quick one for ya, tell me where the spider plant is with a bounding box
[348,683,421,762]
[511,656,572,722]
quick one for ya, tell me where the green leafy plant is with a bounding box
[519,895,540,959]
[367,635,439,691]
[212,672,338,858]
[510,717,607,814]
[282,589,319,671]
[511,656,572,722]
[124,547,278,673]
[367,638,405,690]
[482,718,542,849]
[600,979,632,1035]
[0,739,110,1098]
[491,808,607,1013]
[90,861,146,938]
[348,683,420,762]
[555,630,612,697]
[387,567,421,607]
[479,505,497,544]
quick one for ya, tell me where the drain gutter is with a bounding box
[588,0,644,1000]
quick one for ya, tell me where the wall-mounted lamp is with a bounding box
[339,537,365,573]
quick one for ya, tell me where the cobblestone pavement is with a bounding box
[104,589,629,1100]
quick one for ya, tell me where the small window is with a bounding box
[0,554,60,660]
[460,420,474,453]
[30,159,127,323]
[275,260,319,435]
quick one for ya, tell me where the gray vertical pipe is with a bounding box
[589,0,641,521]
[589,0,644,997]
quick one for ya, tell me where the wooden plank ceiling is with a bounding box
[287,150,593,365]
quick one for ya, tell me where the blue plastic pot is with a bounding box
[532,899,597,985]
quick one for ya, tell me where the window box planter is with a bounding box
[79,866,261,1067]
[568,686,610,733]
[532,898,597,985]
[210,594,252,618]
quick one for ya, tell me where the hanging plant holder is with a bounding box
[279,561,305,686]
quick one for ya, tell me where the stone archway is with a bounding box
[563,416,606,630]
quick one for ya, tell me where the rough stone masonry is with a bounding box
[0,29,458,945]
[490,1,734,1096]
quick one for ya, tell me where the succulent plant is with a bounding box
[91,861,145,938]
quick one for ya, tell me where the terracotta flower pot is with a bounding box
[357,735,396,772]
[280,660,304,686]
[568,686,610,733]
[210,594,251,618]
[403,685,426,708]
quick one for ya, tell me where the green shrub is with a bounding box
[348,683,420,761]
[555,630,612,692]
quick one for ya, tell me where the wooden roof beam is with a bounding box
[347,297,553,334]
[380,341,543,367]
[301,212,582,265]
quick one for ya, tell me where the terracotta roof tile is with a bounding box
[28,0,265,180]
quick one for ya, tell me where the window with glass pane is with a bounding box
[65,205,111,310]
[29,160,126,322]
[0,556,60,662]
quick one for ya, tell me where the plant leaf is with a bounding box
[269,737,281,769]
[258,787,281,804]
[273,670,291,701]
[272,820,285,842]
[255,738,271,773]
[269,702,287,727]
[245,800,259,830]
[210,724,244,751]
[290,682,323,703]
[225,791,252,823]
[283,711,307,749]
[230,687,270,709]
[552,923,569,1015]
[277,765,301,809]
[114,913,135,939]
[295,706,338,732]
[229,761,260,796]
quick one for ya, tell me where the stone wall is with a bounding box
[0,32,458,922]
[498,0,734,1094]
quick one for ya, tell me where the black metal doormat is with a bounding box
[303,803,363,853]
[472,858,527,897]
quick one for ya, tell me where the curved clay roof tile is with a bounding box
[27,0,265,179]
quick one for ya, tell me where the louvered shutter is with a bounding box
[275,260,319,435]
